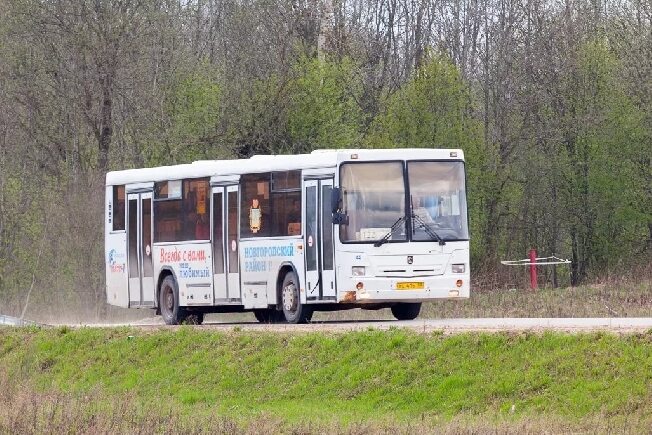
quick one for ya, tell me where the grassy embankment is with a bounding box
[2,327,652,433]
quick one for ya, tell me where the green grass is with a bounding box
[2,326,652,432]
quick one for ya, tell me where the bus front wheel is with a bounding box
[281,272,312,324]
[391,303,421,321]
[159,275,187,325]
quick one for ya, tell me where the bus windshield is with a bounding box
[339,160,468,243]
[408,161,468,241]
[339,162,407,243]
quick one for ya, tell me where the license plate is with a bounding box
[395,281,424,290]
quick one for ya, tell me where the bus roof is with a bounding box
[105,148,464,186]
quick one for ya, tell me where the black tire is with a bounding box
[159,275,187,325]
[253,309,283,324]
[281,272,312,324]
[391,303,422,321]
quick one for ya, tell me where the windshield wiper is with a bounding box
[410,195,446,245]
[373,215,406,247]
[411,211,446,246]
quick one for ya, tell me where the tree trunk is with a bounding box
[97,74,113,172]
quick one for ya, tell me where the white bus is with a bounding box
[105,149,470,324]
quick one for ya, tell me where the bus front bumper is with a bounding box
[340,275,470,303]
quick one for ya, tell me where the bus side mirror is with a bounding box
[331,187,348,225]
[332,213,348,225]
[331,187,341,214]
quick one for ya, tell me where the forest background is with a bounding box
[0,0,649,320]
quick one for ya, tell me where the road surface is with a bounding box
[59,317,652,333]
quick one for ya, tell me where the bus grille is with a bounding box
[377,266,442,277]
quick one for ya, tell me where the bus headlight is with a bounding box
[352,266,366,276]
[452,264,465,273]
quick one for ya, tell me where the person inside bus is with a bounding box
[412,196,435,225]
[114,198,125,230]
[287,198,301,235]
[412,196,440,233]
[287,198,300,223]
[249,197,262,234]
[195,212,210,240]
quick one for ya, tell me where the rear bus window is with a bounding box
[112,185,126,231]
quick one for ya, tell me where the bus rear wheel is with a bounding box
[159,275,187,325]
[281,272,312,324]
[391,303,421,321]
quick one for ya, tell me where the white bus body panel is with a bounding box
[240,237,305,308]
[334,241,470,302]
[105,187,129,307]
[154,242,213,306]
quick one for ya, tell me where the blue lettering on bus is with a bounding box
[244,260,267,272]
[243,244,294,259]
[243,243,295,273]
[179,263,210,279]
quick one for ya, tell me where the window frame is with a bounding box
[406,159,470,243]
[111,185,126,233]
[337,159,469,244]
[239,172,273,238]
[152,177,211,243]
[338,160,409,245]
[239,170,303,240]
[271,171,301,192]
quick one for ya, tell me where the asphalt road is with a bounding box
[73,317,652,333]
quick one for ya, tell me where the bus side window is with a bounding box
[194,181,210,240]
[279,191,301,236]
[240,173,271,238]
[271,171,301,237]
[153,178,209,242]
[240,171,302,238]
[113,185,125,231]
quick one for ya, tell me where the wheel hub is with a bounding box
[282,283,297,312]
[165,288,174,311]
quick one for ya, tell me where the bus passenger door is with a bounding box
[127,191,155,307]
[226,185,241,301]
[304,180,319,299]
[304,178,336,300]
[212,187,227,301]
[320,179,336,299]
